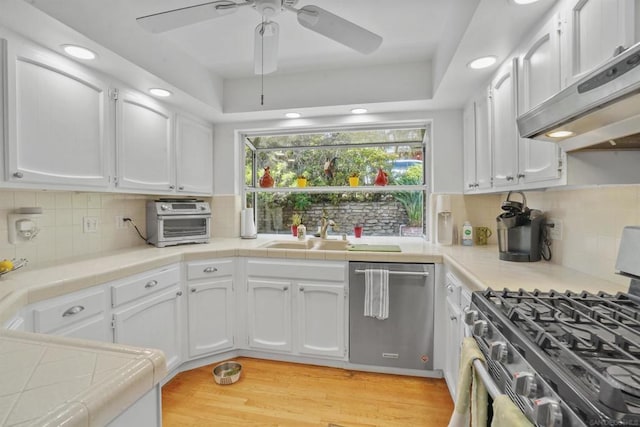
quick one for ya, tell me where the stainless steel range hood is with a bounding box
[517,42,640,152]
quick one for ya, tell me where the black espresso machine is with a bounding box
[496,191,547,262]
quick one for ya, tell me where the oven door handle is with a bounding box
[472,358,501,399]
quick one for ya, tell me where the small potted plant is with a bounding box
[348,172,360,187]
[296,174,307,188]
[291,213,302,237]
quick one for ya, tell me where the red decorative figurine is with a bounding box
[259,166,274,188]
[374,168,388,186]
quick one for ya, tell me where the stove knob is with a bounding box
[472,320,487,337]
[463,309,478,325]
[489,341,508,363]
[533,398,563,427]
[513,372,537,398]
[160,204,170,211]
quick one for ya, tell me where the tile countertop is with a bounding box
[0,235,630,426]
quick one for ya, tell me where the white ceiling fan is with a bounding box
[136,0,383,75]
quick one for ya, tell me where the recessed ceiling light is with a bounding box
[149,88,172,97]
[62,44,97,60]
[285,112,301,119]
[546,130,575,138]
[512,0,541,4]
[351,108,368,114]
[468,56,497,70]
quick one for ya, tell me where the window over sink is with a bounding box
[243,123,430,238]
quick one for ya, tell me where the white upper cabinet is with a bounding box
[5,40,110,187]
[518,13,563,184]
[561,0,637,87]
[115,90,174,192]
[175,114,213,195]
[463,89,492,193]
[490,58,519,188]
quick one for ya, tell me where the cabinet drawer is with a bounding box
[34,290,105,334]
[111,265,180,307]
[187,259,234,280]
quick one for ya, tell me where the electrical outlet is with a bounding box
[115,216,127,229]
[83,216,98,233]
[548,218,563,240]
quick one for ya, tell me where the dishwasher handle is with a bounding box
[353,269,429,277]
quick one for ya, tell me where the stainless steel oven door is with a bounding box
[157,214,210,246]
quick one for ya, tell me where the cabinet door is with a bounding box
[6,41,109,187]
[518,14,563,184]
[490,58,519,188]
[116,90,174,192]
[562,0,637,86]
[296,283,345,358]
[247,279,292,352]
[444,299,461,399]
[175,114,213,195]
[113,286,183,371]
[56,315,111,342]
[474,91,492,191]
[463,101,477,192]
[187,278,234,358]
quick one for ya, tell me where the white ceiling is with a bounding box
[6,0,559,121]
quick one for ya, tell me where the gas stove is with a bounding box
[468,288,640,427]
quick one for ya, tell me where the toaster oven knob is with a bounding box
[472,320,487,337]
[513,372,537,398]
[463,309,478,325]
[161,204,170,211]
[533,398,563,427]
[489,341,508,363]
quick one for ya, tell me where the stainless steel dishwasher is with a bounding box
[349,262,434,370]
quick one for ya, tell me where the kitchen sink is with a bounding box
[261,238,351,251]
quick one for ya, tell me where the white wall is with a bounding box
[212,109,464,196]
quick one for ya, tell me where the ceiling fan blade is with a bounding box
[254,21,279,75]
[296,5,382,54]
[137,1,240,33]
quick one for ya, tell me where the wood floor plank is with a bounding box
[162,357,453,426]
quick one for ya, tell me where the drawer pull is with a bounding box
[203,267,218,273]
[176,291,183,297]
[191,288,197,293]
[62,305,85,317]
[299,287,305,292]
[145,280,159,289]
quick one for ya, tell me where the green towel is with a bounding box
[448,337,488,427]
[491,395,533,427]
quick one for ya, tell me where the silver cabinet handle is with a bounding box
[299,287,305,292]
[467,183,475,188]
[450,315,457,321]
[176,291,183,296]
[191,288,197,293]
[446,284,455,293]
[518,173,525,179]
[179,186,184,190]
[506,175,515,181]
[203,267,218,273]
[283,286,289,291]
[145,280,158,288]
[62,305,85,317]
[169,185,175,190]
[13,172,23,178]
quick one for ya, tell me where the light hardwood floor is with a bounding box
[162,357,454,426]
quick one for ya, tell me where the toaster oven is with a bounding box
[146,199,211,247]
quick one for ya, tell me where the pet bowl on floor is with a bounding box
[212,361,242,385]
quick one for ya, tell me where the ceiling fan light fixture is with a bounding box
[62,44,97,60]
[149,88,172,97]
[351,108,368,115]
[468,56,497,70]
[254,21,280,75]
[285,112,301,118]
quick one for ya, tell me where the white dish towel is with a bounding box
[364,268,389,320]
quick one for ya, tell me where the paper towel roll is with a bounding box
[241,209,257,238]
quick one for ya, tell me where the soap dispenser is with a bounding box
[436,195,453,245]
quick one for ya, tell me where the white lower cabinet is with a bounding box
[187,278,234,357]
[296,282,345,358]
[444,298,462,397]
[247,278,293,352]
[245,258,347,360]
[113,286,183,372]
